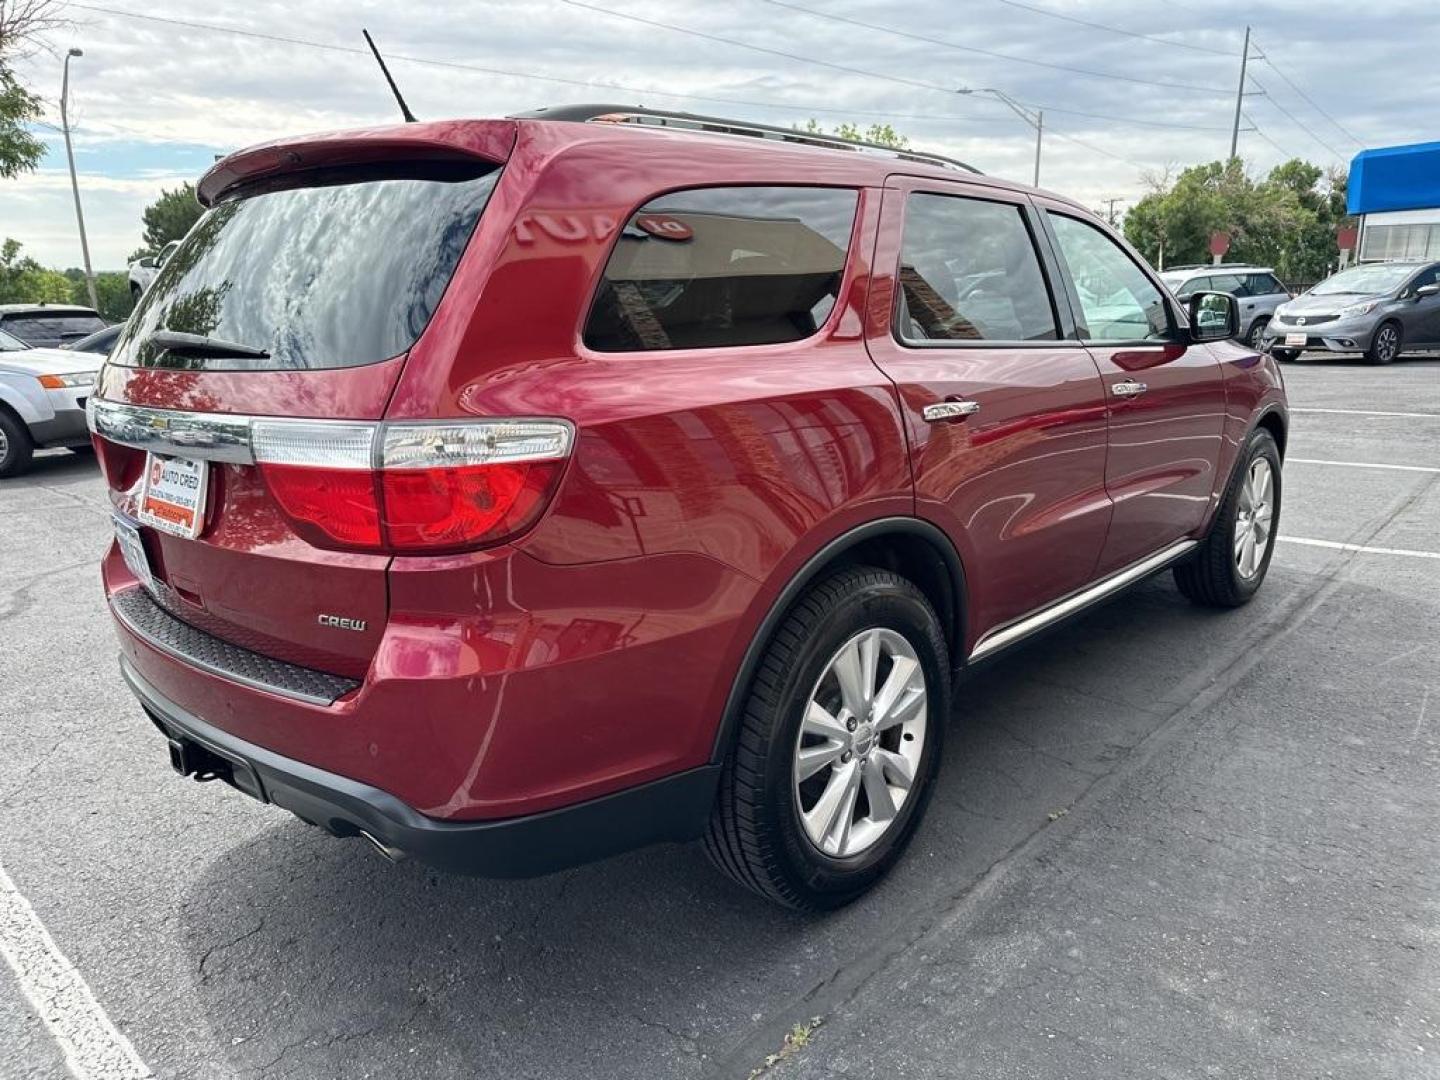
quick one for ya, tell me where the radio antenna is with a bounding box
[362,29,417,123]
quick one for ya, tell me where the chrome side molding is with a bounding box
[88,398,256,465]
[968,539,1198,663]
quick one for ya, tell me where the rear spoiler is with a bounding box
[197,120,517,206]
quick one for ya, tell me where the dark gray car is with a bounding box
[1159,265,1291,348]
[1264,260,1440,365]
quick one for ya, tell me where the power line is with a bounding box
[984,0,1235,56]
[559,0,1242,132]
[1248,76,1347,161]
[66,4,1014,127]
[1242,111,1294,160]
[753,0,1228,94]
[1251,39,1364,147]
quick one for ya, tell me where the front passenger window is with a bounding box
[1048,214,1170,342]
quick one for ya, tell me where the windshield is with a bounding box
[114,161,501,371]
[0,329,28,351]
[1312,263,1416,296]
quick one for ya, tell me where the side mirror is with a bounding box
[1188,291,1238,343]
[1416,283,1440,299]
[138,256,156,269]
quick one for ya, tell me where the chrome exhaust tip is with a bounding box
[358,830,405,863]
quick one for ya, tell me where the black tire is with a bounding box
[1174,428,1281,608]
[1245,317,1270,349]
[704,566,950,910]
[1271,347,1300,362]
[1365,320,1401,365]
[0,409,35,478]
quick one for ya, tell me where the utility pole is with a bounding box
[60,48,98,312]
[1099,198,1124,226]
[1229,26,1251,161]
[958,87,1043,187]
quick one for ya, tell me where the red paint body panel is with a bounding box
[94,116,1287,832]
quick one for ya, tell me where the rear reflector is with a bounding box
[253,418,573,554]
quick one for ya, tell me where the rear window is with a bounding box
[584,186,858,352]
[113,161,501,371]
[3,314,107,343]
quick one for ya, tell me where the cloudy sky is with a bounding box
[5,0,1430,269]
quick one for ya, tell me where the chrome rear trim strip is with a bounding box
[968,539,1198,663]
[88,398,256,465]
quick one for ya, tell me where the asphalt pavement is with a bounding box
[1,353,1436,1080]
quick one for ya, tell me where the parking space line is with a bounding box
[1287,458,1440,474]
[1291,407,1440,420]
[1278,536,1440,561]
[0,861,152,1080]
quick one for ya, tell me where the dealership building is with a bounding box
[1349,139,1440,262]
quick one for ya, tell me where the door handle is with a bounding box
[1111,380,1147,398]
[922,400,981,422]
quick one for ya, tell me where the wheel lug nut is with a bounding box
[846,718,857,732]
[842,751,852,763]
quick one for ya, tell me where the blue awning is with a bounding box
[1348,140,1440,215]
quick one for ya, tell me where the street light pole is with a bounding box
[959,87,1043,187]
[60,48,98,312]
[1229,26,1251,161]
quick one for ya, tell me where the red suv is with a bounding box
[89,106,1286,909]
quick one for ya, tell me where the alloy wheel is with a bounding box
[1234,457,1274,579]
[793,628,927,858]
[0,426,8,461]
[1375,325,1398,362]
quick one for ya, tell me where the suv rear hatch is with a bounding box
[92,123,516,680]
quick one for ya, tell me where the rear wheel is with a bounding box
[1174,428,1281,608]
[0,410,35,478]
[704,566,949,910]
[1365,320,1401,365]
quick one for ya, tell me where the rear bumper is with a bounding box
[124,658,720,876]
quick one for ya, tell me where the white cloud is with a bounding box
[2,0,1429,268]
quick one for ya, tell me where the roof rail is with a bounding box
[511,103,981,175]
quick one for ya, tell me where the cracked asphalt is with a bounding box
[1,354,1437,1080]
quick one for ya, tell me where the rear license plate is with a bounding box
[138,452,209,539]
[1284,333,1307,347]
[113,513,156,593]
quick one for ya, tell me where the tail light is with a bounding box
[253,419,573,554]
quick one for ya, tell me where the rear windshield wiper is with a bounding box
[146,329,270,360]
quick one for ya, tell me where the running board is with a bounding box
[968,539,1198,663]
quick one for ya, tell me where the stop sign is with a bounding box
[1208,231,1231,258]
[1336,224,1359,252]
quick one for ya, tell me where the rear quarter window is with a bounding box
[583,186,859,352]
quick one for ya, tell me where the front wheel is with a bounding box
[1245,317,1270,349]
[0,410,35,478]
[1174,428,1281,607]
[704,566,949,910]
[1365,320,1401,365]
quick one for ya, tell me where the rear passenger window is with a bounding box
[583,186,858,352]
[895,194,1057,342]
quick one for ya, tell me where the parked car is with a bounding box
[1264,259,1440,364]
[88,106,1287,909]
[0,303,108,349]
[126,239,181,301]
[1158,265,1291,349]
[0,327,100,477]
[64,322,125,358]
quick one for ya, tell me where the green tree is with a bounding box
[1124,157,1351,284]
[799,118,909,149]
[68,270,133,321]
[0,237,71,303]
[0,67,42,179]
[138,183,204,253]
